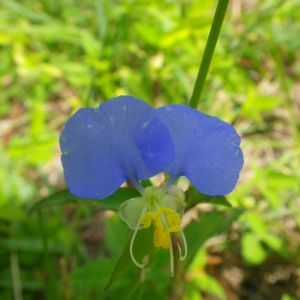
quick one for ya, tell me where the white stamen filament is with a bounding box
[129,207,148,269]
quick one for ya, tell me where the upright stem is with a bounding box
[169,236,183,300]
[189,0,230,108]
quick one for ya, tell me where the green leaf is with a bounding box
[29,187,139,215]
[244,211,267,235]
[184,208,243,267]
[70,258,115,290]
[28,189,77,215]
[186,187,232,208]
[192,272,226,299]
[105,215,128,258]
[71,248,160,299]
[104,227,157,296]
[98,188,140,211]
[242,88,281,122]
[241,233,267,265]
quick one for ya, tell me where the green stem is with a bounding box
[169,237,183,300]
[189,0,230,108]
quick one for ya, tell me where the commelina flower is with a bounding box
[59,95,243,276]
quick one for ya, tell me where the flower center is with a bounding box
[140,207,181,249]
[118,185,187,276]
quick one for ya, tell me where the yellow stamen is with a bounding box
[140,212,152,228]
[154,222,170,249]
[140,207,181,249]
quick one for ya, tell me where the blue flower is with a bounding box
[60,95,243,275]
[60,96,174,199]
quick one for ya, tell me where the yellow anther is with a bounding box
[140,212,153,228]
[165,211,180,232]
[154,222,171,249]
[140,207,181,250]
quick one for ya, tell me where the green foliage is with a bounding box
[29,187,139,214]
[1,0,300,299]
[184,208,243,268]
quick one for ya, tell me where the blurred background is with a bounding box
[0,0,299,299]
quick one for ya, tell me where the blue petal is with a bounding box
[60,96,174,199]
[156,105,244,196]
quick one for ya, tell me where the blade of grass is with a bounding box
[189,0,230,108]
